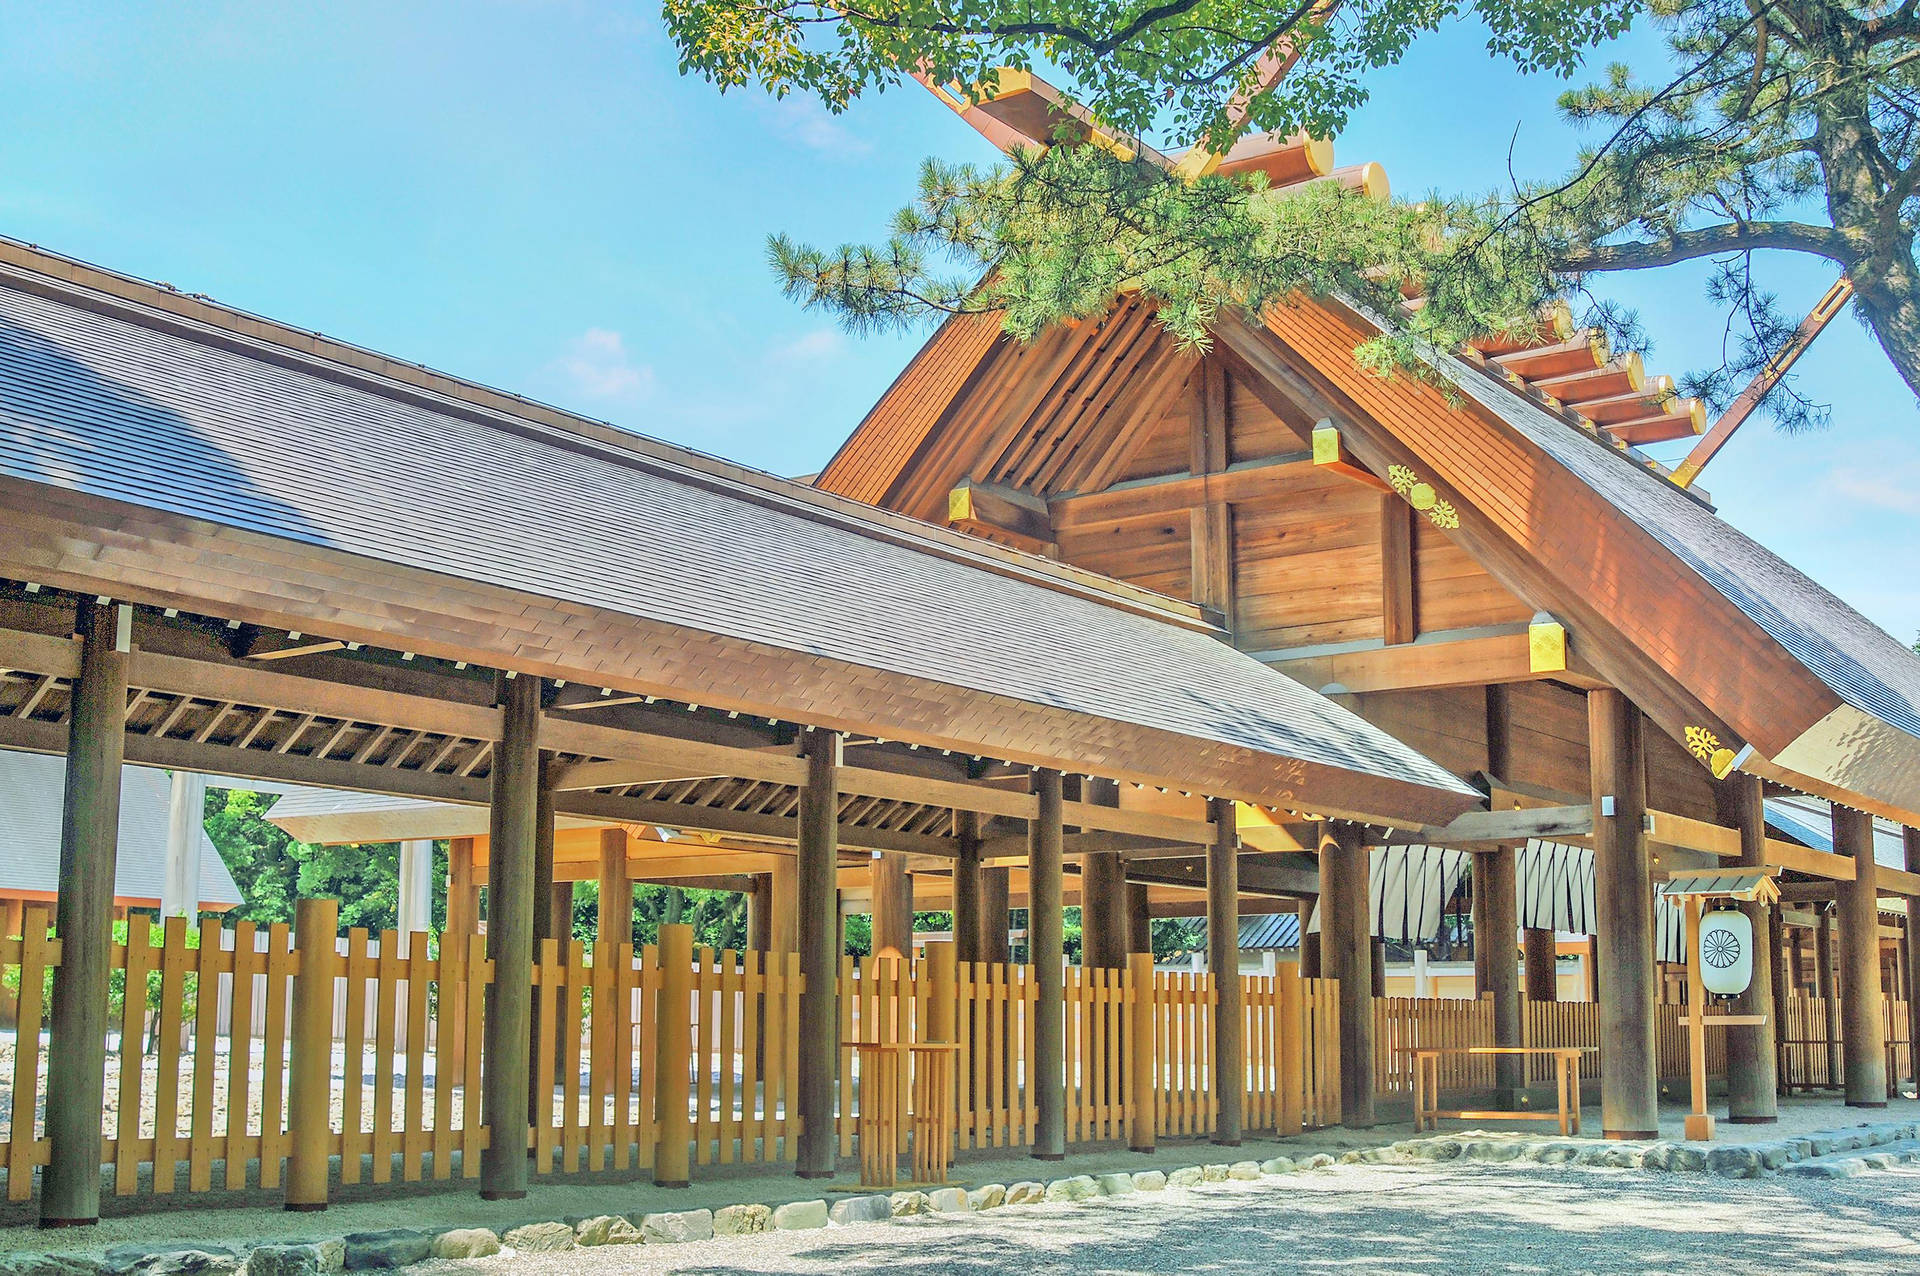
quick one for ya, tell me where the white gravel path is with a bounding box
[431,1161,1920,1276]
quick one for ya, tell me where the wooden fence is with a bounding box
[1374,996,1729,1099]
[0,917,1339,1211]
[1779,996,1911,1094]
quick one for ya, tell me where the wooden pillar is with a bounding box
[953,810,983,966]
[1030,768,1067,1159]
[796,729,841,1178]
[654,922,694,1186]
[1834,806,1887,1106]
[1907,828,1920,1087]
[1769,903,1791,1070]
[41,599,129,1227]
[1524,928,1558,1001]
[1081,779,1128,968]
[1720,773,1778,1121]
[1470,868,1490,997]
[980,865,1011,965]
[1207,797,1243,1145]
[444,838,479,1084]
[1482,845,1523,1104]
[480,672,541,1199]
[286,895,339,1210]
[1816,908,1842,1084]
[1589,687,1657,1139]
[597,828,632,946]
[527,755,561,1125]
[747,874,774,952]
[1370,938,1387,997]
[1300,929,1322,979]
[871,852,912,960]
[1320,822,1374,1128]
[1126,883,1152,956]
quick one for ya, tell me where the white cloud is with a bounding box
[554,328,655,403]
[760,96,871,157]
[771,327,846,365]
[1822,463,1920,515]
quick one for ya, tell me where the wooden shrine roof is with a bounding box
[0,237,1475,822]
[1254,297,1920,821]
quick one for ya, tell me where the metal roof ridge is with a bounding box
[0,233,1221,637]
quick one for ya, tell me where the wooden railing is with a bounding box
[0,915,1339,1211]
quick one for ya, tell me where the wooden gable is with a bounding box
[816,287,1920,826]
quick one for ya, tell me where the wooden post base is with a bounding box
[1684,1112,1715,1141]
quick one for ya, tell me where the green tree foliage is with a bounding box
[667,0,1633,154]
[201,788,441,934]
[738,1,1920,428]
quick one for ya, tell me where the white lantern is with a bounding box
[1697,909,1753,996]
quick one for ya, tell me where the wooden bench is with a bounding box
[1411,1046,1591,1136]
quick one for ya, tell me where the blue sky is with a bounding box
[0,1,1914,644]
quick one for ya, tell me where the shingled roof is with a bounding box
[0,238,1477,823]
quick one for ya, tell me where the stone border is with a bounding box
[1378,1120,1920,1179]
[9,1126,1911,1276]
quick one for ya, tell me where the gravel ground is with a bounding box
[432,1160,1920,1276]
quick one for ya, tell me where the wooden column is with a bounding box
[1834,805,1887,1106]
[1126,883,1152,956]
[796,729,841,1178]
[1769,903,1791,1067]
[597,828,632,946]
[747,874,773,952]
[286,895,339,1210]
[1524,928,1559,1001]
[1470,869,1490,997]
[1907,828,1920,1088]
[480,672,541,1199]
[1320,822,1374,1128]
[1081,779,1129,968]
[1030,768,1067,1159]
[871,852,912,960]
[41,599,129,1227]
[1207,797,1243,1145]
[1081,855,1129,968]
[527,754,561,1125]
[1300,929,1322,978]
[444,838,479,1085]
[952,811,984,966]
[1371,938,1387,998]
[1589,687,1658,1139]
[1481,845,1523,1105]
[980,865,1011,965]
[1720,773,1778,1121]
[1816,908,1842,1084]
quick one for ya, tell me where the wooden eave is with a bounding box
[1234,298,1920,827]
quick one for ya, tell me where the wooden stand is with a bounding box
[847,1041,960,1189]
[1411,1046,1590,1135]
[1666,871,1778,1142]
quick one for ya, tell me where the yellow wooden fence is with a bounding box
[1779,996,1912,1093]
[0,916,1337,1210]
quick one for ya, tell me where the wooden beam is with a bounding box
[1048,451,1311,528]
[1311,422,1392,492]
[948,477,1055,553]
[1374,804,1593,848]
[1270,628,1605,695]
[1380,496,1415,647]
[1765,837,1857,882]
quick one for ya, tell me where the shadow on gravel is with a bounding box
[675,1164,1920,1275]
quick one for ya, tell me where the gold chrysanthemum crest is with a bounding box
[1387,465,1457,529]
[1685,726,1738,779]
